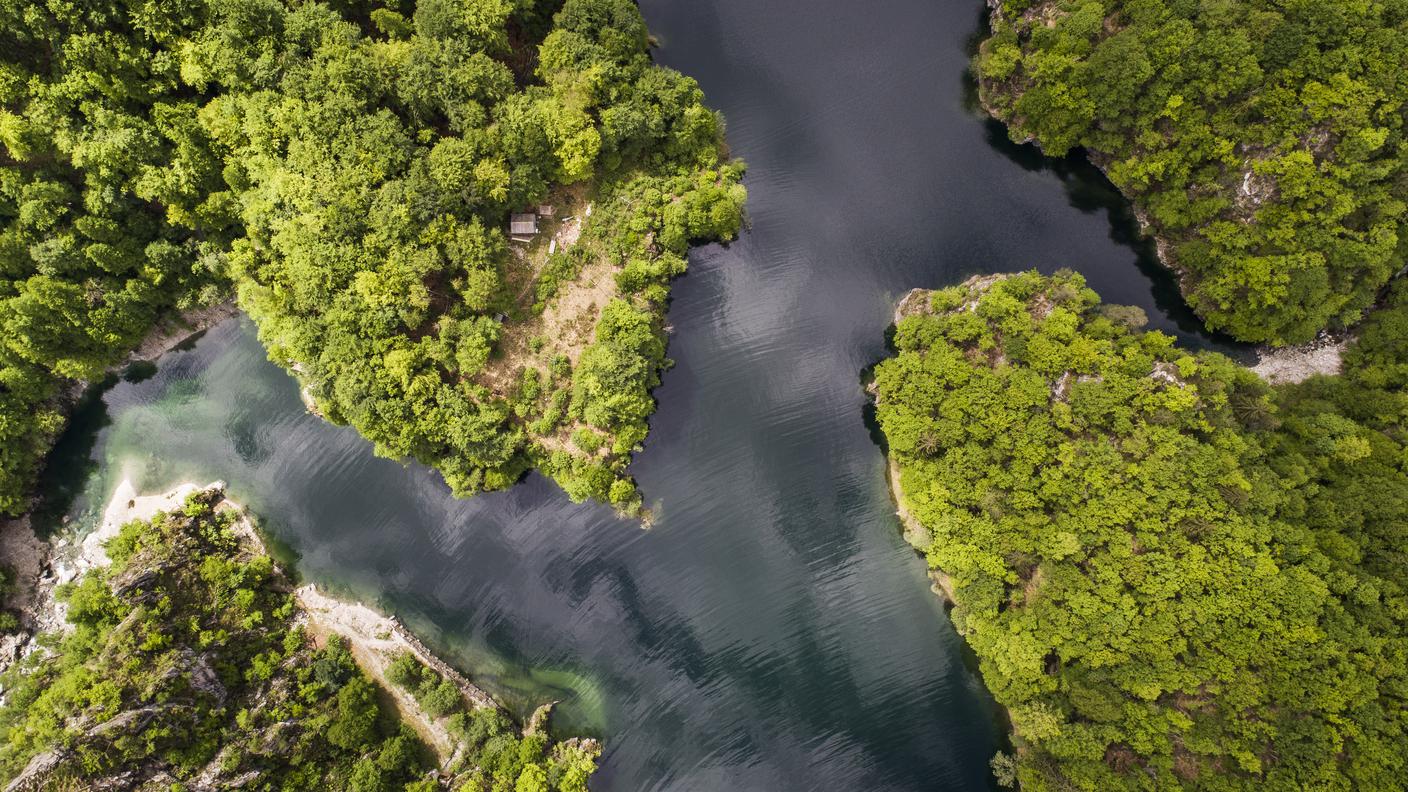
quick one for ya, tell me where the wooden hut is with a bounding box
[509,213,538,239]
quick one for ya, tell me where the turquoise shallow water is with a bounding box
[41,1,1241,789]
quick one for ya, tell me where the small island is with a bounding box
[872,271,1408,789]
[0,484,599,791]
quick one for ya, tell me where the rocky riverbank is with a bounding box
[0,481,213,669]
[294,583,501,763]
[1250,333,1348,384]
[0,302,240,669]
[5,481,597,777]
[1,482,601,790]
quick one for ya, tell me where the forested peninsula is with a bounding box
[874,2,1408,788]
[0,485,599,790]
[873,271,1408,790]
[0,0,745,517]
[976,0,1408,345]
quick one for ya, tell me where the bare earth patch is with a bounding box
[537,257,617,368]
[476,187,606,399]
[127,301,239,363]
[472,187,630,462]
[478,255,618,399]
[1251,338,1346,384]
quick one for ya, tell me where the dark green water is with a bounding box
[43,1,1241,789]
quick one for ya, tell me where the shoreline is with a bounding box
[973,2,1195,299]
[10,479,586,769]
[293,582,503,764]
[124,300,241,369]
[2,481,216,668]
[884,457,957,606]
[200,485,600,767]
[60,300,240,403]
[0,302,240,670]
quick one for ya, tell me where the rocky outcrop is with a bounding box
[893,274,1012,325]
[1,482,218,677]
[0,516,49,669]
[4,750,66,792]
[2,302,240,671]
[1250,334,1347,384]
[6,482,530,787]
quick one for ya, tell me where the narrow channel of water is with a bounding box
[40,2,1240,789]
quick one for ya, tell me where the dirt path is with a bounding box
[295,585,508,766]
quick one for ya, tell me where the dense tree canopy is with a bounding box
[0,489,598,790]
[216,0,742,510]
[978,0,1408,345]
[874,271,1407,790]
[0,0,745,516]
[0,0,234,514]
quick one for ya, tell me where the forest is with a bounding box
[874,271,1407,790]
[0,488,599,789]
[977,0,1408,345]
[0,0,745,517]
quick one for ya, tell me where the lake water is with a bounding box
[42,1,1238,789]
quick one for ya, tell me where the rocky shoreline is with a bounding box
[0,302,240,670]
[2,482,600,788]
[4,480,593,772]
[1,481,225,674]
[973,4,1195,297]
[60,300,239,403]
[1250,333,1347,384]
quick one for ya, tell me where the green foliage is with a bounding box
[383,651,601,790]
[212,0,744,509]
[874,271,1408,791]
[0,492,600,790]
[0,0,745,515]
[979,1,1408,344]
[0,0,238,513]
[0,490,431,789]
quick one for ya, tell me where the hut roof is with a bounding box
[509,213,538,236]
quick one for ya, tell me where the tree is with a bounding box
[874,271,1408,790]
[978,0,1408,345]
